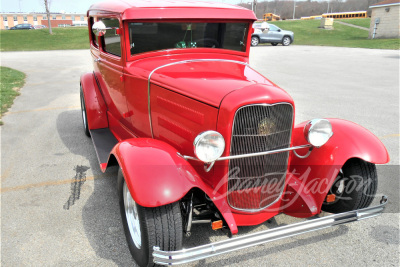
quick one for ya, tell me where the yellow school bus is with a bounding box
[322,11,367,19]
[263,13,281,21]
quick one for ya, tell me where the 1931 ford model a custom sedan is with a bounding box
[80,0,389,266]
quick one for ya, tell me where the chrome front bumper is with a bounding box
[153,196,388,265]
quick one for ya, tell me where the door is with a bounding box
[263,24,282,42]
[94,17,131,131]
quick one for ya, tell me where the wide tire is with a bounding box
[282,36,291,46]
[322,159,378,213]
[118,169,183,267]
[80,86,90,137]
[251,36,259,46]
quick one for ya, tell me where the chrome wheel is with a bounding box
[251,36,259,46]
[282,36,291,46]
[80,93,87,129]
[80,88,90,137]
[123,182,142,249]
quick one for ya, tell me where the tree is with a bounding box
[44,0,52,34]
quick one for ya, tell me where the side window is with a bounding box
[269,25,278,31]
[101,18,121,57]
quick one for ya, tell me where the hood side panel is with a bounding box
[150,84,219,183]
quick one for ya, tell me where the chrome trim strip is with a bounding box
[219,144,311,161]
[147,59,249,138]
[153,196,388,265]
[178,144,311,162]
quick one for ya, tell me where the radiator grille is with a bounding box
[227,104,293,211]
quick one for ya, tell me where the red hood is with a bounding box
[128,58,286,107]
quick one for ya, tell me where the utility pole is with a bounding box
[327,1,330,13]
[293,0,296,20]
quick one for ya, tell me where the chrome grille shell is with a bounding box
[227,103,294,211]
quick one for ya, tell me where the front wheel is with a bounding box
[322,159,378,213]
[118,169,183,267]
[251,36,259,46]
[282,36,291,46]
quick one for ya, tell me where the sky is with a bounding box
[0,0,243,13]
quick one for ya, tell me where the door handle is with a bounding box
[94,58,101,63]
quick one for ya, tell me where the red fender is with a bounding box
[110,138,239,234]
[283,118,389,217]
[80,72,108,130]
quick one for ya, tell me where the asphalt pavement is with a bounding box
[1,46,399,266]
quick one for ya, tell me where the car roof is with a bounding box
[88,0,256,20]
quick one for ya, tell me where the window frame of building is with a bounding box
[80,15,84,21]
[13,16,17,21]
[62,15,66,20]
[23,15,27,21]
[34,16,37,21]
[3,16,7,21]
[72,15,75,21]
[52,15,56,20]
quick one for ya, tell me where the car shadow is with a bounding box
[57,109,350,266]
[57,110,134,266]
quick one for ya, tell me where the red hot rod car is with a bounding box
[80,0,389,266]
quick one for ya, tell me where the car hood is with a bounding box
[130,58,281,107]
[281,30,294,35]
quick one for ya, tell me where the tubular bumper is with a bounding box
[153,196,388,265]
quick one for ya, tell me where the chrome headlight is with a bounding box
[304,119,333,147]
[193,131,225,163]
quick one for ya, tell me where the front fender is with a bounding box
[284,118,389,217]
[110,138,239,234]
[292,118,389,165]
[110,138,208,207]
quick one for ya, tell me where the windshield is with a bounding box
[128,22,249,56]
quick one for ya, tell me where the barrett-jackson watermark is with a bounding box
[210,165,395,212]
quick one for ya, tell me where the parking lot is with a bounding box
[1,46,399,266]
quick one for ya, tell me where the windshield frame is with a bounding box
[123,19,253,61]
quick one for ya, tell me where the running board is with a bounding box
[90,128,118,165]
[153,196,388,265]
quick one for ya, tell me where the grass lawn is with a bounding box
[336,18,371,28]
[0,27,89,51]
[270,20,399,50]
[0,66,26,125]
